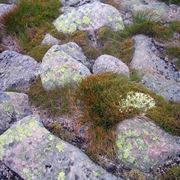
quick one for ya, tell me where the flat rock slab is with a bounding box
[130,35,180,102]
[0,92,31,134]
[0,50,39,91]
[0,116,117,180]
[0,3,15,17]
[116,117,180,172]
[54,2,124,34]
[40,43,91,90]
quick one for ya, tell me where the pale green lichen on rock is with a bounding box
[57,171,66,180]
[93,170,101,177]
[56,142,64,152]
[119,91,155,113]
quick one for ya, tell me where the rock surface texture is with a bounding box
[0,92,31,134]
[0,116,117,180]
[40,43,91,90]
[130,35,180,102]
[0,50,39,91]
[116,117,180,172]
[54,2,124,33]
[93,55,130,76]
[0,3,15,17]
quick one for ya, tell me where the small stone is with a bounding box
[41,33,60,46]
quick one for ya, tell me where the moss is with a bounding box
[159,166,180,180]
[28,77,74,116]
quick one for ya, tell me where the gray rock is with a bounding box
[0,3,15,17]
[130,35,180,102]
[0,116,118,180]
[53,1,124,34]
[0,50,39,91]
[40,43,91,90]
[93,55,130,76]
[119,0,180,22]
[116,117,180,172]
[41,33,60,46]
[61,0,99,7]
[0,92,31,134]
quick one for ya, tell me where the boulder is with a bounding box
[40,43,91,90]
[61,0,99,7]
[0,92,31,134]
[41,33,60,46]
[93,55,130,76]
[119,0,180,22]
[116,117,180,172]
[0,116,118,180]
[0,3,15,17]
[0,50,39,91]
[53,2,124,34]
[130,35,180,102]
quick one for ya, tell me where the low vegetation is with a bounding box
[159,166,180,180]
[2,0,61,60]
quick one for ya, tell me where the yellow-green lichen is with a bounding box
[56,142,64,152]
[57,171,66,180]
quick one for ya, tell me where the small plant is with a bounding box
[28,77,74,116]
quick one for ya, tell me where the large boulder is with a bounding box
[40,43,91,90]
[0,50,39,91]
[93,55,130,76]
[0,92,31,134]
[0,116,118,180]
[116,117,180,172]
[130,35,180,102]
[53,2,124,34]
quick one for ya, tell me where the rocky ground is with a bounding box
[0,0,179,179]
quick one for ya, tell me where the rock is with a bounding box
[0,116,118,180]
[0,50,39,91]
[118,0,180,22]
[130,35,180,102]
[93,55,130,76]
[0,3,15,17]
[40,43,91,90]
[53,2,124,34]
[0,92,31,134]
[116,117,180,172]
[41,33,60,46]
[61,0,99,7]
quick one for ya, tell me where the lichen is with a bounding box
[56,142,64,152]
[57,171,66,180]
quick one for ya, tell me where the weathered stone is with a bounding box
[0,3,15,17]
[40,43,91,90]
[130,35,180,102]
[0,116,118,180]
[61,0,99,7]
[93,55,130,76]
[0,50,39,91]
[116,117,180,172]
[54,2,124,34]
[118,0,180,22]
[0,92,31,134]
[41,33,60,46]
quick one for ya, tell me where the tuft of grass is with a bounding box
[28,45,51,62]
[28,77,73,116]
[160,0,180,5]
[166,46,180,69]
[159,166,180,180]
[2,0,61,61]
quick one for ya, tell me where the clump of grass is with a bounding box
[160,0,180,5]
[28,77,73,116]
[158,166,180,180]
[2,0,61,61]
[28,45,51,62]
[75,73,180,160]
[166,46,180,69]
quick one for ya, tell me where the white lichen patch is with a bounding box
[119,92,155,113]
